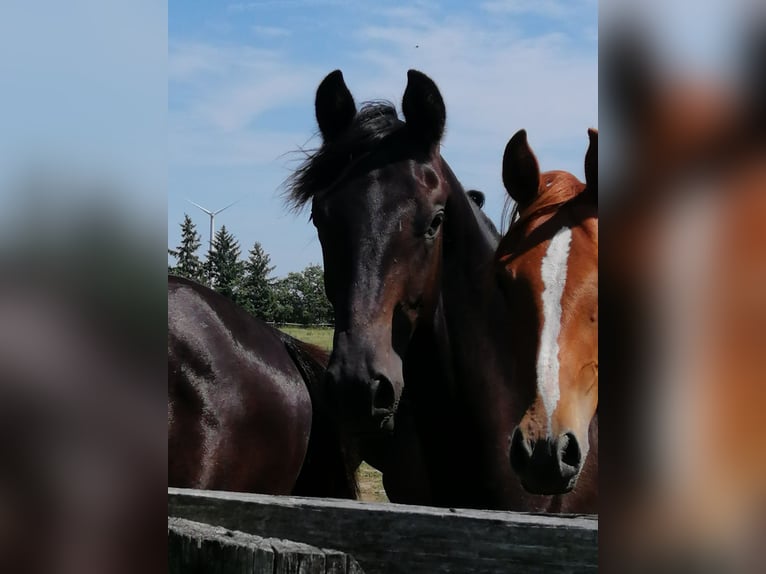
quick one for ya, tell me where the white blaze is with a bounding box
[537,226,572,434]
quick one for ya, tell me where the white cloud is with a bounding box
[251,25,291,37]
[169,123,309,167]
[169,42,280,82]
[169,4,596,270]
[227,0,348,11]
[169,41,323,157]
[481,0,578,18]
[337,6,597,223]
[190,73,309,133]
[350,17,596,150]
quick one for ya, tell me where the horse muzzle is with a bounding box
[510,426,584,495]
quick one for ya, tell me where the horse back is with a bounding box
[167,275,313,494]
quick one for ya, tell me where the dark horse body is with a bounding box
[168,275,356,499]
[287,69,592,512]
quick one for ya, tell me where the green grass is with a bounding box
[357,462,389,503]
[278,325,334,352]
[277,325,389,503]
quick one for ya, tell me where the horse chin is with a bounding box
[521,471,580,496]
[521,482,574,496]
[521,475,579,496]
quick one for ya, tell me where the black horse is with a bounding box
[287,69,575,511]
[168,275,357,499]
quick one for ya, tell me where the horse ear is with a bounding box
[603,26,657,129]
[402,69,446,147]
[315,70,357,143]
[466,190,485,209]
[502,129,540,206]
[743,20,766,134]
[584,128,598,202]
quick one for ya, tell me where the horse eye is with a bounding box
[426,211,444,238]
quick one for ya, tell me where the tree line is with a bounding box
[168,214,333,325]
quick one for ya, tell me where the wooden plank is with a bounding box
[168,488,597,574]
[320,549,349,574]
[169,517,275,573]
[272,538,325,573]
[168,517,363,574]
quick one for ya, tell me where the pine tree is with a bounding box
[240,242,277,321]
[206,225,244,300]
[168,214,203,281]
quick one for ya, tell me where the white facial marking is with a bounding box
[537,226,572,435]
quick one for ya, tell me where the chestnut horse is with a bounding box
[287,68,591,512]
[495,129,598,505]
[168,275,357,499]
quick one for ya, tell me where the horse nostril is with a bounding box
[510,427,533,472]
[559,432,582,469]
[371,376,395,411]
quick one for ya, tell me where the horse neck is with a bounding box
[416,166,509,399]
[403,175,533,508]
[440,162,499,300]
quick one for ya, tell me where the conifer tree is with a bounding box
[206,225,244,299]
[168,214,203,282]
[240,241,277,320]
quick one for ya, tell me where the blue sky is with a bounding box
[169,0,597,275]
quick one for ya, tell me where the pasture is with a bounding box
[277,324,389,504]
[277,325,334,352]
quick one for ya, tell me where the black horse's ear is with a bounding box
[502,129,540,206]
[466,190,485,209]
[584,128,598,203]
[402,69,446,147]
[315,70,357,143]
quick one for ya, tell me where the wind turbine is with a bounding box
[185,197,242,253]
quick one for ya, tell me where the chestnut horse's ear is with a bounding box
[466,189,485,209]
[502,129,540,207]
[584,128,598,202]
[315,70,357,143]
[402,69,446,148]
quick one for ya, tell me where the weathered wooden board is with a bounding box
[168,517,364,574]
[168,488,597,574]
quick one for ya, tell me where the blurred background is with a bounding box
[601,0,766,572]
[0,1,166,573]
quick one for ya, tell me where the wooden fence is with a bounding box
[168,487,598,573]
[169,517,363,574]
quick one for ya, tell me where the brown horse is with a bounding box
[495,128,598,503]
[168,275,357,499]
[287,68,592,512]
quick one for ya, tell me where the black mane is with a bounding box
[285,101,404,211]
